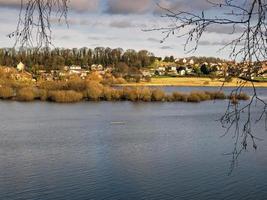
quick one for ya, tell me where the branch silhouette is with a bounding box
[8,0,68,48]
[147,0,267,174]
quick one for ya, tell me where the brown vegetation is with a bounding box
[35,89,48,101]
[0,73,250,103]
[16,87,36,101]
[48,90,83,103]
[0,86,14,99]
[152,89,165,101]
[85,81,104,101]
[229,92,250,104]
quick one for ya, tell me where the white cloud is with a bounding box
[106,0,152,14]
[0,0,100,12]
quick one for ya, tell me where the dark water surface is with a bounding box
[0,87,267,200]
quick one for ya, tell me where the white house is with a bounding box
[177,67,186,76]
[155,67,166,76]
[17,62,25,71]
[70,65,82,70]
[91,64,104,71]
[189,59,194,65]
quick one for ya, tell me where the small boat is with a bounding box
[110,121,125,125]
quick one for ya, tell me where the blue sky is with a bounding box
[0,0,239,59]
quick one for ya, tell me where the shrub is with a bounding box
[112,89,123,100]
[181,94,188,102]
[191,91,211,101]
[48,90,83,103]
[102,87,113,101]
[35,89,48,101]
[65,79,86,91]
[115,77,127,84]
[215,92,226,99]
[16,87,35,101]
[205,91,226,100]
[229,92,250,101]
[122,88,140,101]
[101,77,114,86]
[236,93,250,100]
[172,92,184,101]
[0,86,14,99]
[165,94,174,102]
[102,87,122,101]
[152,89,165,101]
[187,93,201,103]
[139,87,152,102]
[121,87,130,100]
[86,72,102,82]
[85,81,103,101]
[38,81,66,90]
[231,97,239,105]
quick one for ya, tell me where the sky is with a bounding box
[0,0,242,59]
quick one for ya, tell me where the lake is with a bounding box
[0,87,267,200]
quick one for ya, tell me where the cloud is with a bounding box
[109,20,133,28]
[88,36,119,40]
[160,46,173,49]
[147,37,161,43]
[154,0,215,15]
[69,0,99,12]
[108,20,146,28]
[0,0,22,8]
[206,24,244,34]
[198,40,231,46]
[0,0,99,12]
[106,0,152,14]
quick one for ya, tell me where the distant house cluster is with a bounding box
[5,58,267,83]
[35,64,109,81]
[152,57,267,78]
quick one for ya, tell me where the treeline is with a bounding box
[0,47,157,70]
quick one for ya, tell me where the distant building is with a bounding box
[189,59,194,65]
[167,66,177,72]
[155,67,166,76]
[91,64,104,71]
[70,65,82,70]
[141,70,152,77]
[177,66,186,76]
[17,62,25,72]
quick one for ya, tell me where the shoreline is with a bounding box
[115,77,267,88]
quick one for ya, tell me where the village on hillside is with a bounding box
[1,57,267,84]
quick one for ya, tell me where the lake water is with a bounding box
[0,87,267,200]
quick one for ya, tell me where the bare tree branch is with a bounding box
[148,0,267,174]
[8,0,69,49]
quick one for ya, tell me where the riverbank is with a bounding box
[0,73,252,103]
[116,77,267,87]
[0,83,249,103]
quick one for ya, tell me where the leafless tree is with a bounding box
[150,0,267,173]
[8,0,68,48]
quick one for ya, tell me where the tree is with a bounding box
[200,64,210,75]
[151,0,267,172]
[169,55,175,62]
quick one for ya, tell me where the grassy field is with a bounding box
[118,77,267,87]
